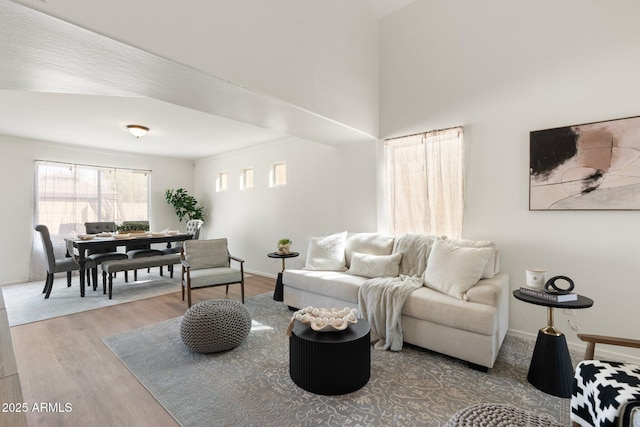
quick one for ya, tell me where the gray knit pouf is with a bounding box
[180,299,252,354]
[445,403,564,427]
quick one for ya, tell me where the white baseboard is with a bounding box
[507,328,640,365]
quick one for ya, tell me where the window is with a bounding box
[34,161,150,244]
[385,127,464,238]
[241,168,254,190]
[270,162,287,187]
[216,172,228,192]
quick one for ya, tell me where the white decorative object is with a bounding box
[286,306,358,335]
[525,269,546,290]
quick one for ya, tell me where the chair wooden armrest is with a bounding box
[181,259,191,269]
[229,255,245,264]
[578,333,640,360]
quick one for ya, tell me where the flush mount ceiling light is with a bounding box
[126,124,149,138]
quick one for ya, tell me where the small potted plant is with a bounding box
[277,238,292,254]
[116,222,149,234]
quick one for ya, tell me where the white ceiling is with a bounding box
[0,0,411,160]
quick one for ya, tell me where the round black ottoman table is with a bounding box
[289,319,370,395]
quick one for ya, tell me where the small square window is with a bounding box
[241,168,254,190]
[270,162,286,187]
[216,172,228,192]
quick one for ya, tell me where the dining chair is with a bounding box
[34,224,80,298]
[122,221,165,280]
[162,219,204,254]
[163,219,204,277]
[181,238,244,307]
[84,222,128,289]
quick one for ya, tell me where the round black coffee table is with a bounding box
[289,319,370,395]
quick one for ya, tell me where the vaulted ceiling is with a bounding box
[0,0,412,160]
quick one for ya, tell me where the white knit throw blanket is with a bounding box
[358,234,436,351]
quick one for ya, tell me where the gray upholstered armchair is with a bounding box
[180,238,244,307]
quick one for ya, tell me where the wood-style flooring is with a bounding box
[9,274,275,427]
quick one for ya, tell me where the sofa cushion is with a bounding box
[403,286,497,336]
[423,240,493,300]
[303,231,347,271]
[283,269,367,303]
[348,252,402,279]
[344,233,395,268]
[445,237,498,279]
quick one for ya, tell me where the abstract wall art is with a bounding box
[529,115,640,210]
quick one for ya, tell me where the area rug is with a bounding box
[3,271,181,326]
[104,293,574,427]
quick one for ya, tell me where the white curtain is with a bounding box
[385,127,464,238]
[30,161,150,281]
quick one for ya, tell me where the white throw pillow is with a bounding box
[344,233,395,268]
[444,237,498,279]
[348,252,402,279]
[423,240,493,300]
[303,231,348,271]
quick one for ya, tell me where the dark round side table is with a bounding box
[513,289,594,398]
[267,252,299,301]
[289,319,371,395]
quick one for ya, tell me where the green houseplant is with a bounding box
[165,188,205,222]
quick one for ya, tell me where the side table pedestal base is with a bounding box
[527,330,574,398]
[273,272,284,301]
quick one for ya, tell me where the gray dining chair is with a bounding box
[122,221,165,280]
[163,219,204,277]
[181,238,244,307]
[84,222,128,289]
[34,224,80,298]
[162,219,204,254]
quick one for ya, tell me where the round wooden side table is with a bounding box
[267,252,299,301]
[513,289,594,398]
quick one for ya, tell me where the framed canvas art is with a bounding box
[529,115,640,210]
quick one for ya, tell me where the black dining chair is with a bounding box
[34,224,80,298]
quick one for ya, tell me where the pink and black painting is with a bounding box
[530,115,640,210]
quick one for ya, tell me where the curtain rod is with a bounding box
[384,126,462,142]
[35,159,152,174]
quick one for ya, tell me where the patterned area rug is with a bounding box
[104,292,574,427]
[3,272,181,326]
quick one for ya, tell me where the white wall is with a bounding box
[194,137,378,278]
[12,0,380,138]
[0,134,195,284]
[380,0,640,360]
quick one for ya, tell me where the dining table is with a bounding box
[66,233,193,297]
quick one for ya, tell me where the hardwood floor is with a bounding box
[9,274,275,427]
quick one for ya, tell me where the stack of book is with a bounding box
[519,287,578,302]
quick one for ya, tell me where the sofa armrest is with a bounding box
[466,272,509,307]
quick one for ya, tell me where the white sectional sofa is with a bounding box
[282,232,510,371]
